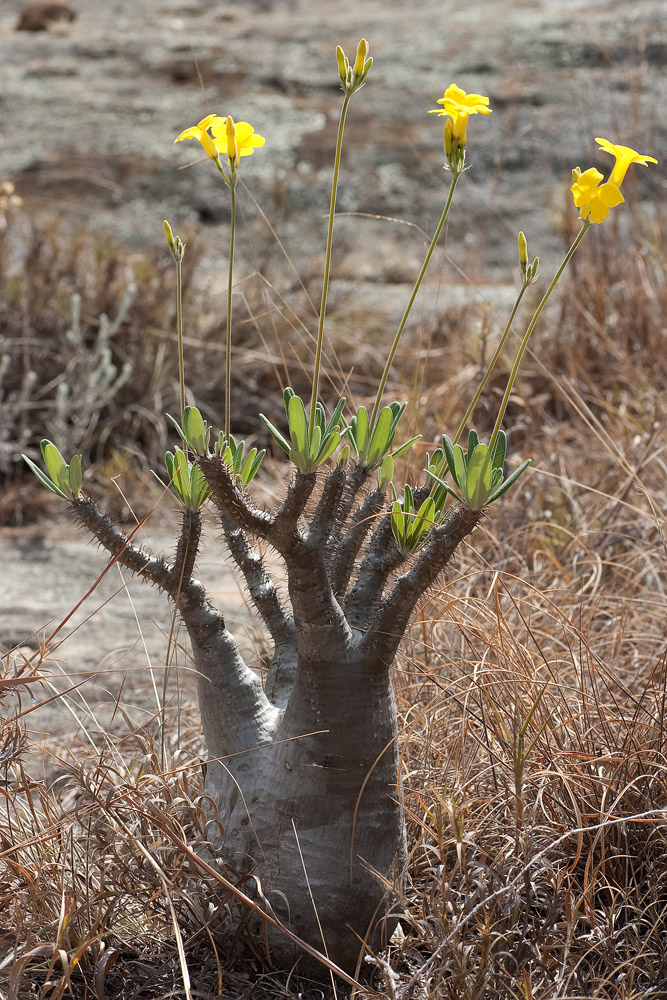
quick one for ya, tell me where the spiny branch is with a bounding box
[360,505,483,667]
[308,467,347,545]
[271,471,317,551]
[173,508,202,587]
[344,513,405,630]
[221,516,293,649]
[199,454,272,539]
[72,494,179,598]
[325,462,370,553]
[331,487,386,598]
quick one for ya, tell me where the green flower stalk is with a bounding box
[451,231,539,449]
[369,84,493,431]
[174,114,265,441]
[488,222,591,455]
[308,39,372,441]
[369,169,461,429]
[164,220,186,425]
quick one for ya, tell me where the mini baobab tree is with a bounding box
[24,39,656,976]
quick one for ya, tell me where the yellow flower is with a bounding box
[571,166,624,224]
[595,137,658,188]
[571,138,656,224]
[210,118,265,163]
[174,114,226,160]
[428,83,492,145]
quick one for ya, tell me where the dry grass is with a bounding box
[1,199,666,997]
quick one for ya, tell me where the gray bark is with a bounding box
[70,461,482,973]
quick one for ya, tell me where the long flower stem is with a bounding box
[309,93,352,439]
[175,257,185,427]
[370,170,461,428]
[488,221,592,453]
[452,282,528,446]
[225,183,237,443]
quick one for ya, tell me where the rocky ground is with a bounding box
[1,0,665,276]
[0,0,665,753]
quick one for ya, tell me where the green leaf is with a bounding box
[283,387,296,414]
[423,467,461,505]
[366,406,393,466]
[166,413,189,447]
[183,406,209,454]
[68,454,83,495]
[378,454,393,491]
[338,444,351,468]
[308,424,322,463]
[244,448,265,485]
[189,464,210,507]
[22,454,69,500]
[388,401,407,437]
[466,429,480,463]
[409,496,435,545]
[442,435,458,488]
[464,444,492,509]
[240,447,257,481]
[426,448,445,479]
[491,430,506,471]
[341,417,359,457]
[391,434,421,460]
[41,441,69,493]
[326,397,346,438]
[314,402,326,432]
[287,394,308,454]
[259,414,291,454]
[486,459,531,503]
[289,448,309,473]
[391,500,405,546]
[354,406,370,455]
[453,445,467,493]
[173,447,190,502]
[432,483,449,518]
[315,429,340,467]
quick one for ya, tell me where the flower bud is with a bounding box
[444,119,453,158]
[226,115,239,167]
[336,45,348,85]
[164,220,185,262]
[518,231,528,270]
[527,256,539,284]
[353,38,369,77]
[164,219,175,252]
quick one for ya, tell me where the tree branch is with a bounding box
[360,506,483,668]
[325,462,370,554]
[173,508,202,588]
[270,471,317,551]
[71,494,178,597]
[221,516,294,649]
[307,467,347,545]
[344,513,405,630]
[199,454,273,539]
[331,487,386,598]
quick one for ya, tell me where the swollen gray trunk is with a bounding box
[73,465,481,972]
